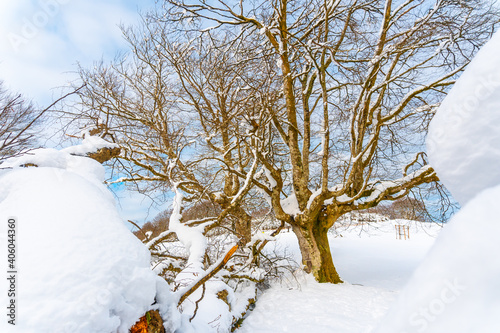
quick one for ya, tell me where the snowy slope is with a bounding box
[240,275,395,333]
[0,149,175,333]
[374,185,500,333]
[375,31,500,332]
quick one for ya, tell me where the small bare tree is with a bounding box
[0,82,39,160]
[1,82,85,162]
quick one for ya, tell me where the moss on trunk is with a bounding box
[292,221,342,284]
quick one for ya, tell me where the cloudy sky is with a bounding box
[0,0,156,103]
[0,0,164,225]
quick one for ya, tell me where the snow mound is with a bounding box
[0,148,105,185]
[0,149,174,332]
[373,183,500,333]
[375,32,500,333]
[427,32,500,205]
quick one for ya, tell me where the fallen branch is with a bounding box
[177,243,239,307]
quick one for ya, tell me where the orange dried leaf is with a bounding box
[130,315,148,333]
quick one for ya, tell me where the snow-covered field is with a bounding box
[240,221,442,333]
[2,27,500,332]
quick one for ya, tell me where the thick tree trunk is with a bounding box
[312,224,342,283]
[292,221,342,284]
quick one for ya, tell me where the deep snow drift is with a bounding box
[0,145,174,333]
[375,31,500,332]
[374,186,500,333]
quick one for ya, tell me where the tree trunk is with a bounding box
[292,221,342,284]
[234,207,252,245]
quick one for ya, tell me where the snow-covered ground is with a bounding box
[240,220,442,333]
[241,28,500,333]
[0,153,442,333]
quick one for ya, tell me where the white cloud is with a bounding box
[0,0,153,105]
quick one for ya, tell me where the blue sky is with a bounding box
[0,0,165,226]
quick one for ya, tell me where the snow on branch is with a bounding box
[168,185,207,268]
[176,243,239,307]
[356,165,438,209]
[230,151,259,205]
[62,135,120,163]
[145,229,177,251]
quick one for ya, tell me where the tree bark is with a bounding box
[292,220,342,284]
[233,207,252,245]
[312,223,342,283]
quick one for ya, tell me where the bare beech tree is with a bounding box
[71,19,285,323]
[74,24,270,244]
[69,0,499,291]
[157,0,499,283]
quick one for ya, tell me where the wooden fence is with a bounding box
[395,225,410,240]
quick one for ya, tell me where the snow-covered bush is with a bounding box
[143,184,285,332]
